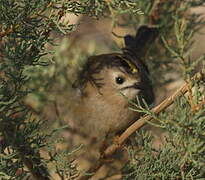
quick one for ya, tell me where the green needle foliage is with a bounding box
[124,96,205,179]
[0,0,80,179]
[0,0,205,179]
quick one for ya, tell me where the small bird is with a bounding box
[68,26,158,148]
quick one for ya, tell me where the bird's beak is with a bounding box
[120,82,144,91]
[132,82,143,90]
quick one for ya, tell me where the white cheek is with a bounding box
[120,88,140,99]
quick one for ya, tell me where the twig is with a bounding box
[80,71,204,180]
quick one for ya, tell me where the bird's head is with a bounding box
[72,26,158,107]
[74,53,154,106]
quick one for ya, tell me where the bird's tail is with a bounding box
[124,26,158,60]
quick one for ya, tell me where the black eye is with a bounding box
[115,76,125,84]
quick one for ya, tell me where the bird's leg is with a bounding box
[99,138,109,155]
[99,132,123,162]
[112,134,121,147]
[99,132,116,162]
